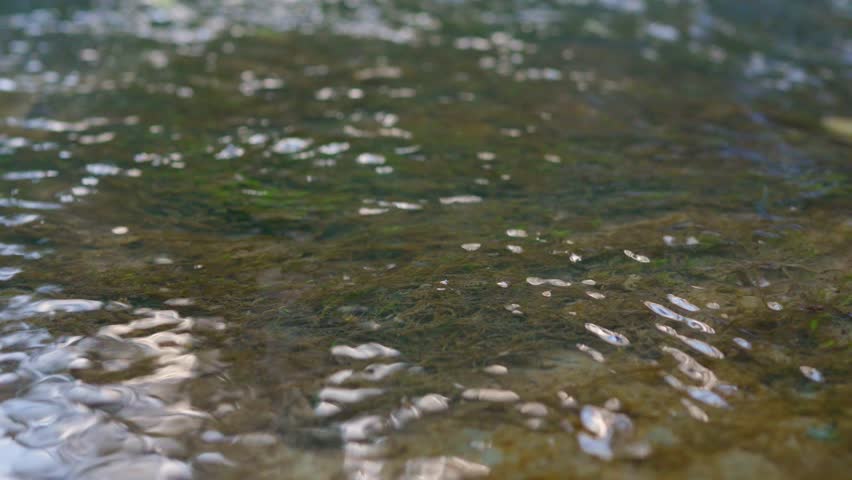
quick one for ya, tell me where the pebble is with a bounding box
[518,402,548,417]
[462,388,520,403]
[483,364,508,375]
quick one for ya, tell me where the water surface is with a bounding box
[0,0,850,478]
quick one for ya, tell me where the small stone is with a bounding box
[462,388,520,403]
[518,402,548,417]
[557,391,578,408]
[414,394,450,413]
[604,398,621,411]
[314,402,342,417]
[483,364,508,375]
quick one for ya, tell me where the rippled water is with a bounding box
[0,0,850,478]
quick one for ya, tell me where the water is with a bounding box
[0,0,850,478]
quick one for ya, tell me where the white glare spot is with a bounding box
[585,323,630,346]
[624,250,650,263]
[667,294,700,312]
[356,153,385,165]
[272,137,310,154]
[800,366,823,383]
[440,195,482,205]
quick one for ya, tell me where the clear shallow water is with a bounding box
[0,0,850,478]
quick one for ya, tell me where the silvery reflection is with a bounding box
[0,296,227,479]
